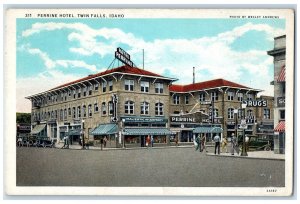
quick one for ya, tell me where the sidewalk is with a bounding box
[206,151,285,160]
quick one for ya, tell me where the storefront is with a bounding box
[193,126,223,145]
[274,121,285,154]
[30,123,47,138]
[91,123,118,148]
[121,116,172,147]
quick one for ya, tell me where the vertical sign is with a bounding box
[111,94,118,122]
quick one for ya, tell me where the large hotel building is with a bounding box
[26,52,274,148]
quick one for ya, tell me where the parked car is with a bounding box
[238,135,273,151]
[36,139,55,148]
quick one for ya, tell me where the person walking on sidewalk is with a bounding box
[213,134,221,155]
[231,133,239,155]
[194,135,201,152]
[221,137,228,153]
[151,135,154,147]
[146,135,151,149]
[200,134,207,152]
[103,136,108,148]
[100,137,104,150]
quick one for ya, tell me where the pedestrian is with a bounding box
[221,137,228,153]
[62,136,66,148]
[175,136,179,147]
[195,135,201,152]
[201,134,207,152]
[146,135,151,148]
[103,136,108,148]
[100,137,104,150]
[17,137,22,147]
[213,134,221,155]
[231,133,239,155]
[245,135,249,152]
[151,136,154,147]
[65,135,69,148]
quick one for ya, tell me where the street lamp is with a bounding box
[81,119,85,149]
[234,109,238,139]
[241,102,248,156]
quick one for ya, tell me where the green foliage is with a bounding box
[16,112,31,124]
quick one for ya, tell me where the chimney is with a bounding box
[193,67,195,84]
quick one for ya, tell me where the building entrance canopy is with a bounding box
[69,129,81,136]
[124,128,175,136]
[193,126,223,134]
[274,121,285,132]
[30,124,46,135]
[91,123,118,135]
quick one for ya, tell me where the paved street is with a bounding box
[16,146,285,187]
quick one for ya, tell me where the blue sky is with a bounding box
[16,18,285,112]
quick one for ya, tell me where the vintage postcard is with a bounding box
[4,8,294,196]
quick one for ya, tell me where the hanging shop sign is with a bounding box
[277,97,285,107]
[115,47,134,67]
[242,100,267,107]
[111,94,118,122]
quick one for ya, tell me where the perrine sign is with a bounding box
[243,100,267,107]
[115,47,134,67]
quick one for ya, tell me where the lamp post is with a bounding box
[81,119,85,149]
[241,103,248,156]
[234,109,238,139]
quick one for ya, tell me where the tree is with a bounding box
[16,112,31,124]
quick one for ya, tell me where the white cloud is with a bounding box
[19,21,281,112]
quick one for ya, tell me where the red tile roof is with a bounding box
[52,65,165,90]
[169,78,251,92]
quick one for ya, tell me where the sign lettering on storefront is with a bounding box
[170,116,195,123]
[277,97,285,107]
[243,100,267,107]
[122,117,167,123]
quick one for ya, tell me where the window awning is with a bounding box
[193,126,223,134]
[274,121,285,132]
[124,128,175,136]
[277,65,285,82]
[30,124,46,134]
[91,123,118,135]
[69,129,81,136]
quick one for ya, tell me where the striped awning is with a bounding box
[124,128,175,136]
[193,126,223,134]
[30,124,46,134]
[69,129,81,136]
[277,65,285,82]
[91,123,118,135]
[274,121,285,132]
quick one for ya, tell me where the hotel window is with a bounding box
[211,91,218,101]
[102,102,107,115]
[155,103,164,116]
[280,110,285,120]
[77,89,81,98]
[68,90,71,97]
[108,101,113,115]
[173,95,180,104]
[155,83,163,93]
[64,109,67,120]
[125,101,134,114]
[227,91,234,101]
[54,110,58,119]
[89,86,93,95]
[108,80,113,91]
[60,109,63,121]
[125,79,134,91]
[68,108,71,116]
[94,103,99,112]
[237,93,243,101]
[264,108,270,119]
[199,93,206,102]
[77,106,81,118]
[228,108,234,119]
[48,112,50,119]
[141,81,149,93]
[214,108,219,117]
[247,109,253,117]
[61,93,64,101]
[82,105,86,118]
[83,87,87,97]
[73,107,76,118]
[140,102,149,115]
[94,83,99,91]
[73,90,76,99]
[185,95,189,104]
[238,109,244,119]
[64,93,67,101]
[88,104,92,117]
[247,93,254,101]
[102,81,107,93]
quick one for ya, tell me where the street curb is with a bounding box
[205,153,285,161]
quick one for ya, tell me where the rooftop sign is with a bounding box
[115,47,134,67]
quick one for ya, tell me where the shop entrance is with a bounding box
[180,130,193,142]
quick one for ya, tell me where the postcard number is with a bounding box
[25,14,32,17]
[266,189,277,193]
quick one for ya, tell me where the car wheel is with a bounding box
[264,146,271,151]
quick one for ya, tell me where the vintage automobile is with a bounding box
[238,135,273,151]
[36,139,55,148]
